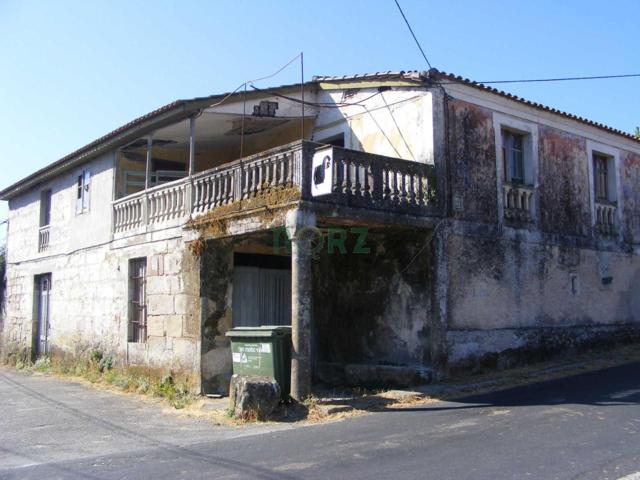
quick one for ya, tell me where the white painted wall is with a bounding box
[7,151,115,264]
[312,87,434,164]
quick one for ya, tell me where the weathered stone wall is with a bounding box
[1,150,201,379]
[313,230,433,386]
[446,99,498,224]
[199,238,233,395]
[2,234,201,373]
[443,229,640,370]
[621,151,640,244]
[538,126,591,236]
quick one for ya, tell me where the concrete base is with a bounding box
[316,362,434,388]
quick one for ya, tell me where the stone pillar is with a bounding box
[286,209,316,401]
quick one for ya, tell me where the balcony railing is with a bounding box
[503,183,534,223]
[112,141,438,235]
[595,202,617,236]
[38,225,50,252]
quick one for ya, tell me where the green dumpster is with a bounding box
[225,326,292,400]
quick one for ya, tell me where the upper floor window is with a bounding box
[76,170,91,214]
[39,190,51,227]
[502,129,526,185]
[38,190,52,252]
[593,153,615,203]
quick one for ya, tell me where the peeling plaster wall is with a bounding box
[313,230,432,386]
[621,151,640,244]
[446,99,498,224]
[313,88,434,164]
[444,228,640,370]
[440,88,640,371]
[538,127,591,236]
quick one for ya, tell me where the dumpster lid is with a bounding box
[225,326,292,338]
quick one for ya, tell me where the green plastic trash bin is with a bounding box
[225,326,292,400]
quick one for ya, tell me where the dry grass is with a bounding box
[3,349,199,410]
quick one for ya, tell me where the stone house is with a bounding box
[1,70,639,399]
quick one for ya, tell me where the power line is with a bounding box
[437,73,640,85]
[393,0,433,70]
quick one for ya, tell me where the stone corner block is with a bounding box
[174,294,195,315]
[229,374,281,420]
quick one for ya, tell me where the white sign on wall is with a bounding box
[311,147,334,197]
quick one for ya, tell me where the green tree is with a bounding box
[635,127,640,140]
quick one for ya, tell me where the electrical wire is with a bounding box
[204,53,302,111]
[380,92,416,160]
[393,0,433,70]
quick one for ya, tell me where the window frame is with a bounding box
[128,257,147,343]
[586,140,622,234]
[592,152,616,204]
[493,113,540,227]
[39,189,52,227]
[76,170,91,214]
[502,129,526,185]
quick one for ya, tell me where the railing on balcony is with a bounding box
[595,202,617,236]
[112,141,438,235]
[503,183,534,223]
[329,148,435,212]
[38,225,50,252]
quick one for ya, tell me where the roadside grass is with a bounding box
[2,341,640,426]
[2,348,196,409]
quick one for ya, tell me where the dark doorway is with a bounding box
[232,253,291,327]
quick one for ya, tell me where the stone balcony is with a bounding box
[112,141,439,237]
[595,201,617,236]
[503,183,534,223]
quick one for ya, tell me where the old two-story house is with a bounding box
[1,70,639,400]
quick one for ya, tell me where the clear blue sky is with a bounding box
[1,0,639,243]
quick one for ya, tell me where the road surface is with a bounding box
[1,362,639,479]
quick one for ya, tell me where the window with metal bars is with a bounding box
[128,258,147,343]
[502,130,525,185]
[593,153,610,202]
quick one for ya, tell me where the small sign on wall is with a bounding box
[311,147,333,197]
[453,193,464,212]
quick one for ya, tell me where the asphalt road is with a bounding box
[1,362,639,480]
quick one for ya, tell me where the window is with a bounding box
[319,134,345,148]
[128,258,147,343]
[502,130,525,184]
[76,170,91,214]
[39,190,51,227]
[593,153,613,203]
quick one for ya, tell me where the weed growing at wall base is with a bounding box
[0,347,196,409]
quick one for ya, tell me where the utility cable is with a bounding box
[393,0,433,69]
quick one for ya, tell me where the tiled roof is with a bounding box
[312,70,424,82]
[314,69,639,144]
[2,69,637,200]
[427,69,639,143]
